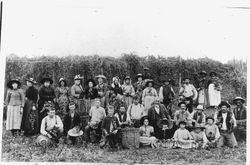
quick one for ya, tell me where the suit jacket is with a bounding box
[233,105,246,120]
[63,112,81,134]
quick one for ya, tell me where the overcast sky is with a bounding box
[1,0,250,63]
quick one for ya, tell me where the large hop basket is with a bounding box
[121,127,140,149]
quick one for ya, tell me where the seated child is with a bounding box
[190,123,208,149]
[205,116,220,148]
[173,121,194,149]
[139,116,158,148]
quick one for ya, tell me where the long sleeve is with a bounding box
[114,113,122,125]
[202,132,208,143]
[232,113,237,127]
[55,87,60,99]
[127,105,132,121]
[159,86,164,102]
[142,89,146,104]
[174,111,178,124]
[56,116,64,132]
[173,130,178,141]
[19,89,25,107]
[192,85,198,101]
[187,131,194,140]
[170,87,176,98]
[179,87,184,95]
[5,90,10,105]
[71,86,78,98]
[40,118,47,135]
[131,85,135,96]
[215,125,220,140]
[153,88,158,97]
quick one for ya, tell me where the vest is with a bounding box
[217,111,233,132]
[163,85,172,100]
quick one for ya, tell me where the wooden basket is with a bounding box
[121,127,140,149]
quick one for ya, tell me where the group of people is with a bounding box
[4,68,246,150]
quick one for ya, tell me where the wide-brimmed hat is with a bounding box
[196,105,204,110]
[143,67,149,71]
[7,79,21,89]
[59,78,66,83]
[25,78,37,84]
[218,101,231,108]
[178,101,186,107]
[209,71,217,77]
[183,77,191,81]
[145,79,154,87]
[136,73,143,78]
[95,75,106,80]
[199,70,207,76]
[233,97,245,104]
[41,77,53,84]
[68,128,83,137]
[86,79,96,86]
[206,116,215,122]
[74,75,83,80]
[68,101,78,109]
[112,76,120,82]
[194,123,205,129]
[161,118,169,125]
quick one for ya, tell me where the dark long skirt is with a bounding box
[21,100,39,135]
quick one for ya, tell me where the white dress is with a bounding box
[208,83,221,106]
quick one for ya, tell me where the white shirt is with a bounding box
[221,113,227,130]
[127,104,144,120]
[89,106,106,124]
[179,84,198,100]
[155,106,160,114]
[40,115,63,136]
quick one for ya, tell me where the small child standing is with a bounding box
[173,121,194,149]
[205,116,220,148]
[190,123,208,149]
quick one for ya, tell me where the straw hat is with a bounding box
[68,128,83,137]
[95,75,106,80]
[136,73,143,78]
[25,78,37,84]
[218,101,231,108]
[233,97,245,104]
[74,75,83,80]
[199,70,207,76]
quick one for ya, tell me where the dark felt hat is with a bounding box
[86,79,96,86]
[41,77,53,84]
[218,101,231,108]
[25,78,37,84]
[140,116,149,125]
[209,71,217,77]
[183,77,191,81]
[178,101,186,107]
[206,116,215,122]
[199,70,207,76]
[7,79,21,89]
[179,121,186,126]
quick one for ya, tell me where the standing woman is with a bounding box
[5,79,25,136]
[121,76,135,108]
[111,76,123,96]
[71,75,85,115]
[85,79,98,114]
[208,72,222,109]
[95,75,108,108]
[55,78,70,120]
[142,79,158,115]
[38,77,56,126]
[21,78,39,136]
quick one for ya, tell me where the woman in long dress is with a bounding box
[55,78,70,120]
[21,78,39,136]
[5,79,25,136]
[71,75,85,115]
[208,72,222,108]
[142,79,158,115]
[139,116,158,148]
[38,77,56,125]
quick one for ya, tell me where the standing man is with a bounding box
[214,101,237,148]
[159,78,175,117]
[121,76,135,108]
[179,77,197,109]
[95,75,108,108]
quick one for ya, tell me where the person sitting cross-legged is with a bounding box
[114,102,130,128]
[139,116,158,148]
[205,116,220,148]
[100,105,122,149]
[36,103,63,147]
[85,98,106,143]
[173,121,194,149]
[190,123,208,149]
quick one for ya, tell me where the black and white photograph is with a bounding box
[0,0,248,164]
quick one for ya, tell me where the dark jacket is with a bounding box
[63,112,81,134]
[102,116,120,134]
[85,87,98,100]
[233,105,246,120]
[148,104,170,129]
[217,111,234,132]
[26,86,38,102]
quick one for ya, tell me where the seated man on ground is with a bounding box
[37,103,63,147]
[85,98,106,143]
[173,121,194,149]
[214,101,238,148]
[190,105,206,127]
[139,116,158,148]
[190,123,208,149]
[64,101,82,145]
[205,116,220,148]
[100,105,122,149]
[174,102,193,131]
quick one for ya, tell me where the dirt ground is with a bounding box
[1,108,246,164]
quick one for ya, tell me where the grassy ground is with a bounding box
[1,108,246,164]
